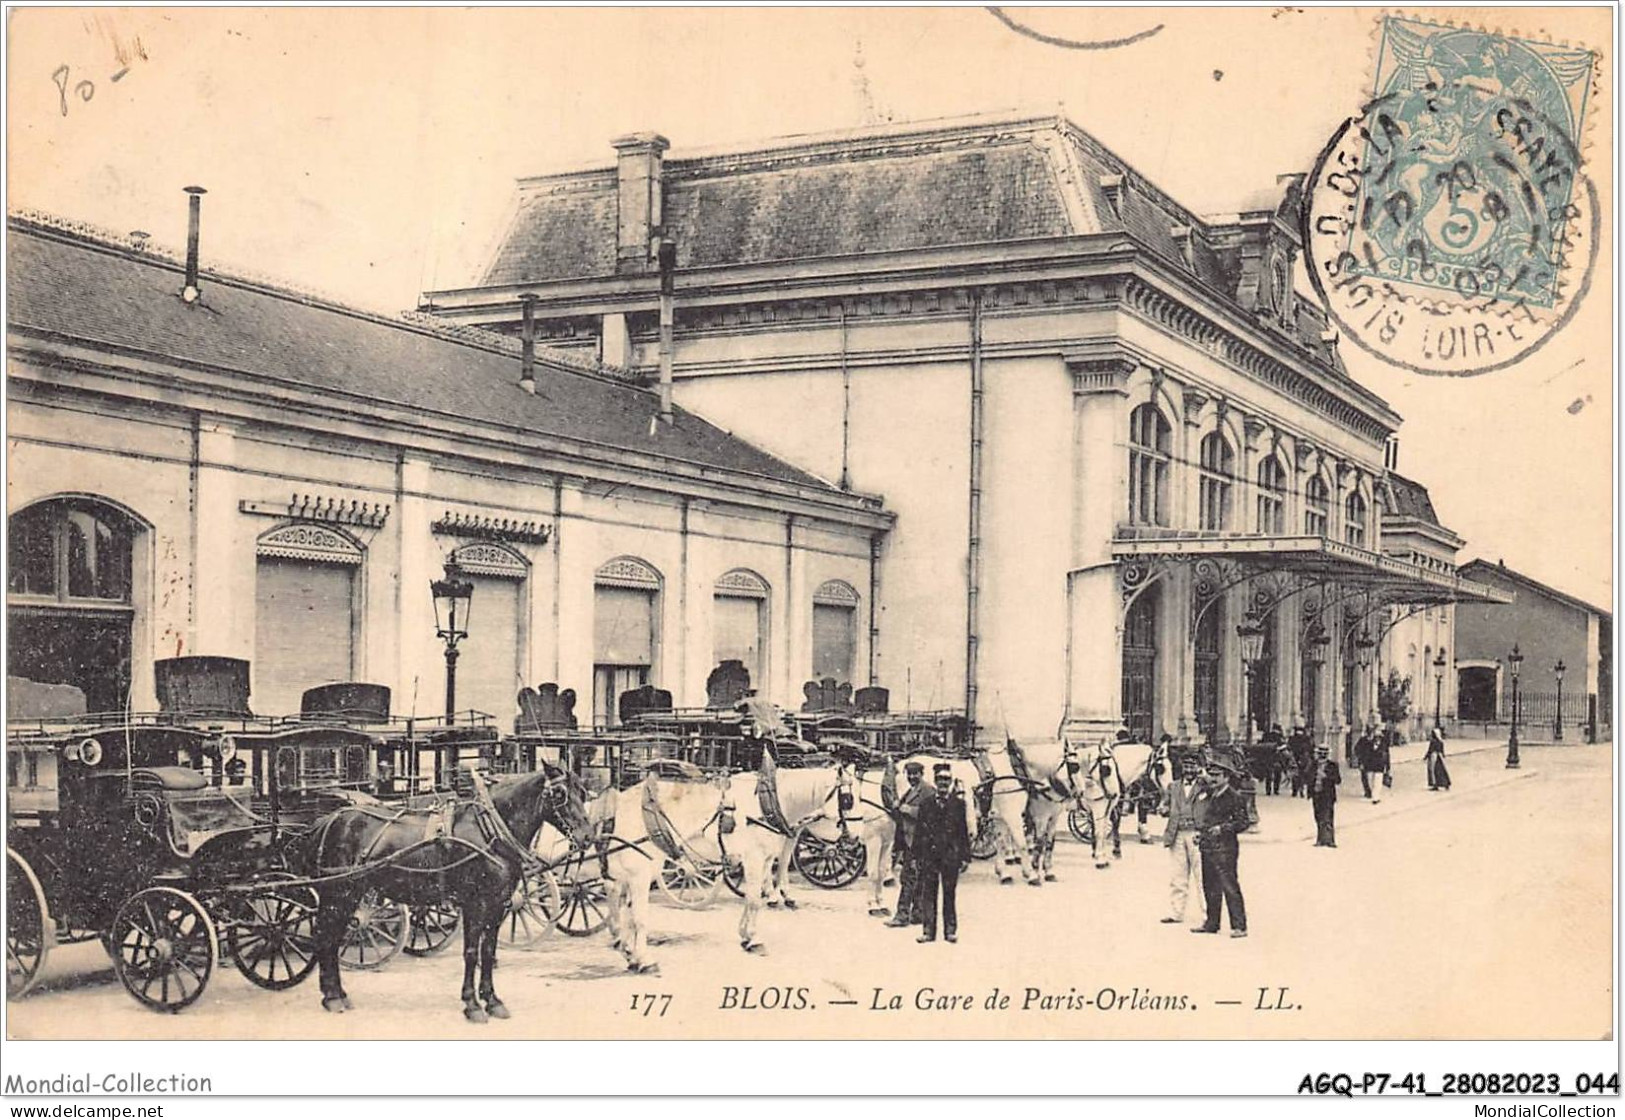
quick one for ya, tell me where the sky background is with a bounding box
[6,6,1614,612]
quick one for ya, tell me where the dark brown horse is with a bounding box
[290,765,589,1023]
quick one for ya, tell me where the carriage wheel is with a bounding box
[1067,807,1096,845]
[226,875,319,990]
[403,902,461,957]
[792,831,866,889]
[339,890,409,971]
[552,851,609,938]
[500,868,563,949]
[656,857,724,909]
[6,848,53,998]
[970,814,1000,861]
[110,887,218,1013]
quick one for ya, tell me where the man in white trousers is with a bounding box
[1158,750,1205,926]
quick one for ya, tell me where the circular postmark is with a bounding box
[1304,65,1597,377]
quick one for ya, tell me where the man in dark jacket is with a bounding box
[1310,744,1341,847]
[1191,756,1250,937]
[884,761,934,927]
[915,763,972,943]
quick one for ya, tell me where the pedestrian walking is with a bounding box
[1158,752,1204,926]
[1355,725,1377,799]
[1288,726,1313,797]
[1260,724,1285,796]
[1366,726,1393,803]
[883,760,933,927]
[1191,756,1250,938]
[1425,727,1452,791]
[1310,744,1341,847]
[914,763,971,943]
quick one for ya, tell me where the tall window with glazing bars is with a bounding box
[1304,475,1330,536]
[1198,432,1234,532]
[1256,455,1286,535]
[1127,403,1171,527]
[1344,491,1368,548]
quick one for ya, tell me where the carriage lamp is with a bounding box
[1432,647,1447,729]
[1236,610,1267,743]
[1553,659,1566,741]
[431,561,476,725]
[1505,643,1523,769]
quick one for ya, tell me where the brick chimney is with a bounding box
[611,132,669,274]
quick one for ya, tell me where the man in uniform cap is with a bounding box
[883,760,934,927]
[1191,755,1250,937]
[1310,743,1341,847]
[913,762,972,943]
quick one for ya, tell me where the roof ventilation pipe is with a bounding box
[181,186,206,304]
[656,237,677,425]
[519,293,538,395]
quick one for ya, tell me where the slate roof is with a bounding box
[6,217,848,497]
[1384,473,1443,527]
[476,113,1343,366]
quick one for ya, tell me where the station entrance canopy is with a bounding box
[1109,530,1511,638]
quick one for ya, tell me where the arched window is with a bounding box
[8,498,138,713]
[1127,404,1171,527]
[1304,475,1330,536]
[594,557,662,726]
[1256,456,1287,535]
[1345,491,1368,548]
[812,580,860,685]
[1198,432,1234,532]
[713,568,770,698]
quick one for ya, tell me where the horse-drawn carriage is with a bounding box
[4,656,552,1008]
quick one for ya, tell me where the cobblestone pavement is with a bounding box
[8,743,1611,1042]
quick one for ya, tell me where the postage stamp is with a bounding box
[1302,15,1599,377]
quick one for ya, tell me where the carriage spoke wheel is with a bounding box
[656,857,723,909]
[500,869,563,949]
[339,890,409,971]
[721,859,746,898]
[111,887,218,1013]
[6,849,53,998]
[792,831,866,889]
[403,902,461,957]
[1067,807,1096,845]
[225,874,320,991]
[552,851,609,938]
[970,814,1000,861]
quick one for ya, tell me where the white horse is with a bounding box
[800,762,896,916]
[1001,738,1088,882]
[1072,736,1171,868]
[976,742,1047,886]
[594,763,845,971]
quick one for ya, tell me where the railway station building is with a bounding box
[6,212,890,730]
[420,111,1506,748]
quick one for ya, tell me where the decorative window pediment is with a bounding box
[452,542,528,579]
[716,568,769,598]
[256,523,363,565]
[595,556,661,590]
[813,579,860,607]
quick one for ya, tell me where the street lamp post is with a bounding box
[431,561,475,785]
[1433,647,1448,729]
[1236,610,1266,745]
[1505,643,1523,769]
[1553,659,1566,741]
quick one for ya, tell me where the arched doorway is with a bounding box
[1194,599,1223,738]
[7,497,139,714]
[1121,584,1158,742]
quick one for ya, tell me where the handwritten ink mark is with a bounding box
[1566,395,1591,415]
[51,65,96,117]
[1213,70,1225,82]
[110,67,129,82]
[985,7,1164,51]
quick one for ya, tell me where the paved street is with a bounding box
[9,742,1612,1041]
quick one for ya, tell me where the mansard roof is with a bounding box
[6,215,878,510]
[473,111,1343,367]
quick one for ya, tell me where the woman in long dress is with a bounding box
[1425,727,1452,791]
